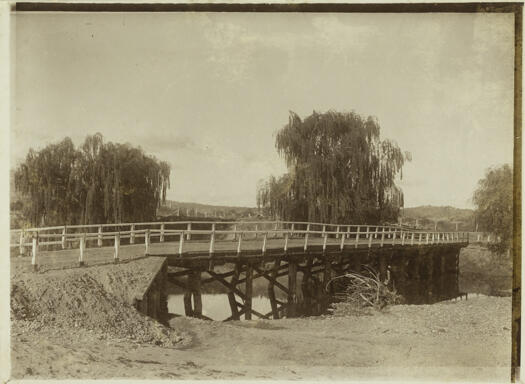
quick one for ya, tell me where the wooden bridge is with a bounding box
[11,220,471,320]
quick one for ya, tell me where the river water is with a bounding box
[167,270,511,321]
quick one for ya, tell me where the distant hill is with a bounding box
[401,205,475,231]
[158,200,259,220]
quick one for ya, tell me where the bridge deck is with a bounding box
[13,235,467,271]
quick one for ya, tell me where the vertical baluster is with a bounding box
[355,226,360,248]
[145,229,150,254]
[31,235,38,271]
[79,234,85,266]
[97,226,103,247]
[262,232,268,254]
[284,232,289,252]
[178,231,184,255]
[130,224,135,244]
[237,232,243,255]
[61,226,67,249]
[209,226,215,254]
[114,233,120,262]
[304,226,309,251]
[323,233,328,252]
[160,223,165,242]
[381,228,385,247]
[340,230,345,250]
[186,223,192,240]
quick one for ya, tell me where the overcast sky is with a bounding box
[12,12,514,208]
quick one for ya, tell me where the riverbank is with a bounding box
[10,245,513,381]
[11,294,511,381]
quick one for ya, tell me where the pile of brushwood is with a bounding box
[326,266,402,315]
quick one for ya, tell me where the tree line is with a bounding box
[14,133,170,227]
[256,110,411,224]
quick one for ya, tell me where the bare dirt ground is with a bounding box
[9,245,512,382]
[11,295,511,381]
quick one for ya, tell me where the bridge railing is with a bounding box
[10,220,463,250]
[10,220,469,270]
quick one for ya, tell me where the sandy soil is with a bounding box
[11,295,511,382]
[9,245,513,382]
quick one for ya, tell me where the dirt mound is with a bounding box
[11,263,183,347]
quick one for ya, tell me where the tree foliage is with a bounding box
[472,164,513,255]
[257,110,410,223]
[14,133,171,227]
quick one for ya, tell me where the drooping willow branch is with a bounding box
[14,133,171,227]
[257,110,410,224]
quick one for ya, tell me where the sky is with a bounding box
[11,12,515,208]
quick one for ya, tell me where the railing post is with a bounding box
[237,232,243,255]
[346,226,351,239]
[381,228,385,247]
[145,229,150,254]
[160,223,165,242]
[61,226,67,249]
[233,224,238,241]
[340,230,346,250]
[304,226,309,251]
[411,232,415,246]
[431,233,435,244]
[114,233,120,262]
[284,232,289,252]
[392,231,396,246]
[291,223,295,237]
[368,229,373,248]
[355,226,360,248]
[178,232,185,255]
[336,225,340,239]
[97,226,103,247]
[274,222,279,238]
[375,226,379,239]
[426,233,429,245]
[19,230,25,256]
[418,233,422,245]
[209,228,215,255]
[186,223,192,240]
[322,225,326,238]
[366,226,369,239]
[262,232,268,254]
[130,224,135,244]
[79,234,85,266]
[323,233,328,252]
[31,235,38,271]
[255,224,258,239]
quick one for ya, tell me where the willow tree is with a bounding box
[472,164,513,255]
[14,133,171,227]
[257,110,410,223]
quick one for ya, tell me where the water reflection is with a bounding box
[168,294,272,321]
[167,270,510,321]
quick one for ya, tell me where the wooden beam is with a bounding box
[227,263,241,321]
[288,261,298,318]
[206,270,248,301]
[268,258,281,319]
[245,264,253,320]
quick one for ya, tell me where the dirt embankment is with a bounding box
[11,257,186,351]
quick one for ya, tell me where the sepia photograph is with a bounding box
[2,2,521,382]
